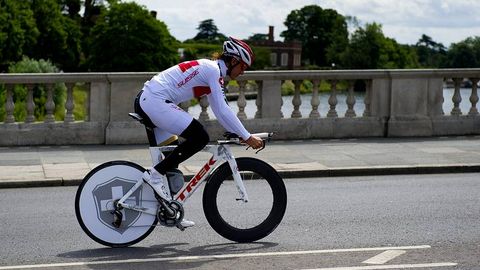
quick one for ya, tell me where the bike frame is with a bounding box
[116,143,248,216]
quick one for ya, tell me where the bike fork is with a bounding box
[225,155,249,203]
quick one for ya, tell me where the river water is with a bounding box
[189,88,477,119]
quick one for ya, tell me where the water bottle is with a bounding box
[166,169,184,194]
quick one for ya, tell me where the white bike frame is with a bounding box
[114,134,272,216]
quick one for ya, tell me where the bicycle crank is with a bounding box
[157,200,184,227]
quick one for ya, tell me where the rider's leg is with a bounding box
[139,93,194,201]
[154,119,209,175]
[140,93,209,228]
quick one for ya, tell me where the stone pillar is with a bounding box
[88,81,110,124]
[260,80,282,118]
[388,78,437,136]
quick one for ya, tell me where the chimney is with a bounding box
[268,26,274,42]
[150,10,157,18]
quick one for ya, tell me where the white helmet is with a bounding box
[223,37,254,67]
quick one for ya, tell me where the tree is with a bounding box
[249,47,271,70]
[0,0,39,71]
[341,23,418,69]
[59,0,81,19]
[446,37,480,68]
[190,19,226,43]
[415,34,447,67]
[281,5,348,67]
[86,2,178,71]
[28,0,83,71]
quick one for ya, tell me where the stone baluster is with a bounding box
[25,84,36,123]
[451,78,463,116]
[363,80,372,117]
[279,80,285,118]
[309,80,320,118]
[237,80,247,120]
[44,84,55,123]
[291,80,302,118]
[327,80,338,117]
[255,80,262,119]
[199,96,210,121]
[468,78,479,115]
[345,81,356,117]
[5,84,15,123]
[64,83,75,123]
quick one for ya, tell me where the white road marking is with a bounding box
[363,250,407,264]
[300,262,457,270]
[0,245,432,270]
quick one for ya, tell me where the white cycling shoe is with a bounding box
[142,169,172,201]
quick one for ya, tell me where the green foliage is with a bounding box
[180,43,222,60]
[414,34,447,68]
[341,23,419,69]
[250,47,271,70]
[445,37,480,68]
[72,83,88,120]
[281,5,348,67]
[281,80,348,95]
[2,1,480,73]
[85,2,178,71]
[0,0,39,70]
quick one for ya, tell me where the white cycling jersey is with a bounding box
[141,59,251,140]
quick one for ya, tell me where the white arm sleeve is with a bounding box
[205,77,251,140]
[207,90,251,140]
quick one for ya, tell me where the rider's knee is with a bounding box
[182,119,209,148]
[194,122,209,147]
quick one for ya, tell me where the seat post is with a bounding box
[145,127,157,147]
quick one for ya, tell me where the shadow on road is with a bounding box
[57,242,279,269]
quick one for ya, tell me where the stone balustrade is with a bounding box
[0,69,479,145]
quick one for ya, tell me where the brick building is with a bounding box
[250,26,302,69]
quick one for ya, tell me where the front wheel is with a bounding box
[75,161,158,247]
[203,157,287,242]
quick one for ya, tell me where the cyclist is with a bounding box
[137,37,263,228]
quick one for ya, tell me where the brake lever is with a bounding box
[245,140,266,154]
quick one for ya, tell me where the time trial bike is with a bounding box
[75,113,288,247]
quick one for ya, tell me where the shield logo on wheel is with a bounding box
[92,177,142,234]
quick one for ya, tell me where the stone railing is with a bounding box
[0,69,479,145]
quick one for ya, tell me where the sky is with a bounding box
[127,0,480,47]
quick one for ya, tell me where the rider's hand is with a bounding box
[244,135,263,149]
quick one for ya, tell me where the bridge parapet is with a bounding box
[0,69,478,145]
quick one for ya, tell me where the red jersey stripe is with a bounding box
[178,60,199,72]
[193,86,211,97]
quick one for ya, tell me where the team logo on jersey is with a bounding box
[177,69,199,88]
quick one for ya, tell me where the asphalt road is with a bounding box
[1,173,479,269]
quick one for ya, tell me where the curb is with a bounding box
[1,164,479,189]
